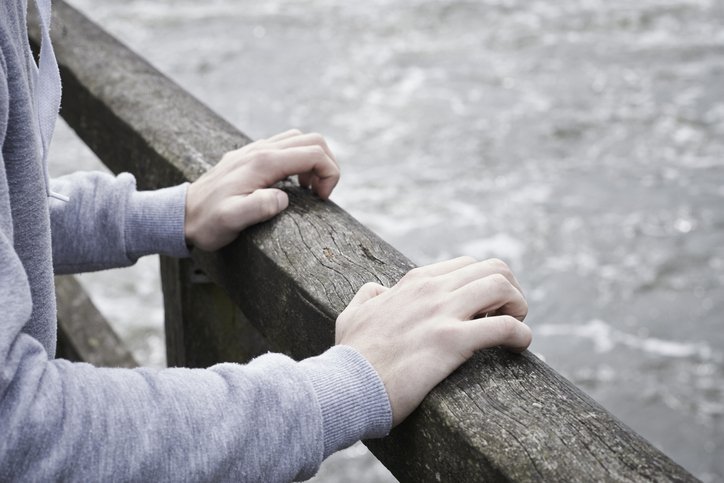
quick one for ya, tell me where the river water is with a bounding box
[50,0,724,480]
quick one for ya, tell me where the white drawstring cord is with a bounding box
[33,0,69,203]
[49,191,70,202]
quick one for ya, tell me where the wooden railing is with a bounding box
[40,2,696,481]
[55,275,138,368]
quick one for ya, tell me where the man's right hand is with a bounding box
[335,257,531,426]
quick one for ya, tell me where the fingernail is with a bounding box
[276,191,289,211]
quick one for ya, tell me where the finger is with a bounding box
[250,146,340,199]
[460,315,532,353]
[235,130,305,157]
[298,172,312,190]
[219,141,262,162]
[442,258,523,293]
[221,188,289,232]
[266,128,303,143]
[452,273,528,321]
[300,173,322,193]
[405,256,477,279]
[313,169,339,200]
[347,282,388,308]
[271,132,339,169]
[310,175,339,200]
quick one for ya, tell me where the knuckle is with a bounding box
[419,277,439,293]
[487,257,511,275]
[220,150,237,163]
[250,150,273,167]
[220,152,245,169]
[308,145,326,158]
[412,280,446,309]
[403,267,424,280]
[460,255,477,265]
[308,132,325,145]
[360,282,379,293]
[489,272,512,293]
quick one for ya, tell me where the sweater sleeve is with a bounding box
[49,171,190,274]
[0,237,392,480]
[0,337,391,480]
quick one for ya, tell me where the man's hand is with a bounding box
[336,257,531,426]
[185,129,340,251]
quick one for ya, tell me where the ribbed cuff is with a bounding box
[298,345,392,458]
[124,183,191,259]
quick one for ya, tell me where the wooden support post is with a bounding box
[160,256,270,368]
[55,275,138,368]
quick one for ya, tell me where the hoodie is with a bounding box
[0,1,391,481]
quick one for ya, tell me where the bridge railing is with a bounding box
[39,2,694,481]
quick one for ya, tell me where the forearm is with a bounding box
[1,340,391,482]
[50,171,189,274]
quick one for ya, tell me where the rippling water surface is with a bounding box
[50,0,724,480]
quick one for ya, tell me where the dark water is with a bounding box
[52,0,724,480]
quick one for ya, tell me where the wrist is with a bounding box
[299,345,392,457]
[183,181,199,248]
[126,182,190,258]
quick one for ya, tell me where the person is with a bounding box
[0,0,532,481]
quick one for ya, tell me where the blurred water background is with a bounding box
[49,0,724,480]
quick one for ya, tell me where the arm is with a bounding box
[1,315,391,481]
[1,129,385,480]
[0,137,386,481]
[50,172,190,273]
[1,254,529,482]
[50,129,340,273]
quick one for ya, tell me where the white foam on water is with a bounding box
[537,319,716,360]
[459,233,526,268]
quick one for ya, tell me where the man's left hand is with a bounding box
[184,129,340,251]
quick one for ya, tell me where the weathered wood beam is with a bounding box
[55,275,138,368]
[160,256,271,368]
[35,2,696,481]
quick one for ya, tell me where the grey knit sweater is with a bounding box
[0,1,391,481]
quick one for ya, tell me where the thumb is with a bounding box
[347,282,388,308]
[229,188,289,230]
